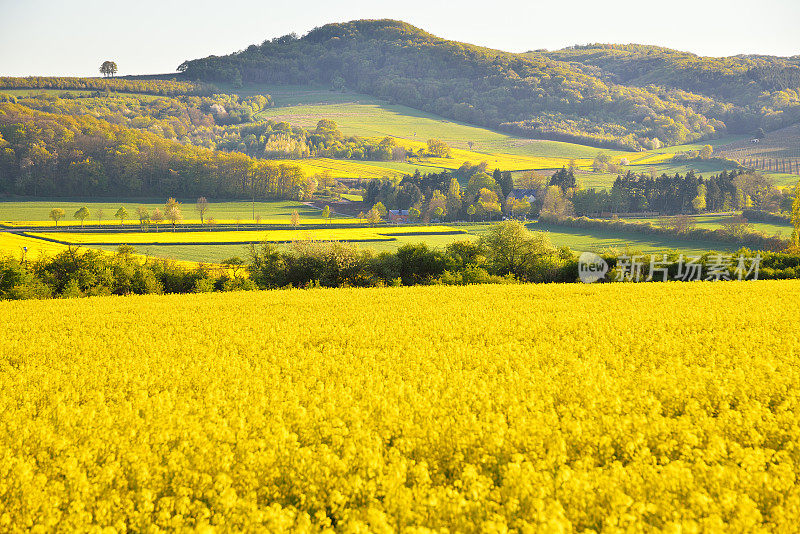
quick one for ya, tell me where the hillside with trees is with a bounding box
[0,102,305,198]
[178,20,725,151]
[540,44,800,133]
[178,19,800,151]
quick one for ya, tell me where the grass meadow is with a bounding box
[0,199,335,224]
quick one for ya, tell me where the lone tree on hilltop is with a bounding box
[100,61,118,78]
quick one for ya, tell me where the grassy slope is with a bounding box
[253,84,621,159]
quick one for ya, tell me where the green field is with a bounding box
[0,199,337,224]
[459,222,741,255]
[526,221,740,254]
[626,214,793,238]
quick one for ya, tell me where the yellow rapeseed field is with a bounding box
[395,138,593,171]
[285,158,400,179]
[1,281,799,531]
[0,232,70,258]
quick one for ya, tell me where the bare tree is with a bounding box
[151,208,164,232]
[137,207,150,231]
[196,197,210,224]
[164,198,182,231]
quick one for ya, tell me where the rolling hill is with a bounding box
[178,19,800,151]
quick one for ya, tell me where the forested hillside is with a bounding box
[178,20,800,151]
[541,45,800,133]
[178,20,725,151]
[0,101,305,198]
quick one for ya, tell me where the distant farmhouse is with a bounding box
[388,209,410,222]
[509,189,537,202]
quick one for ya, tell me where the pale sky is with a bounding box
[1,0,799,77]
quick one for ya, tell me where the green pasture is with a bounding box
[526,221,740,254]
[626,214,792,238]
[0,199,337,224]
[457,222,740,255]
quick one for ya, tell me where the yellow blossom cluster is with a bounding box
[1,281,799,531]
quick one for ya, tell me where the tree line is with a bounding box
[364,164,516,222]
[526,167,792,219]
[571,169,792,216]
[2,90,272,140]
[360,163,793,226]
[226,119,408,161]
[48,198,192,230]
[0,76,215,96]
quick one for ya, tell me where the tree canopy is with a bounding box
[99,61,118,78]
